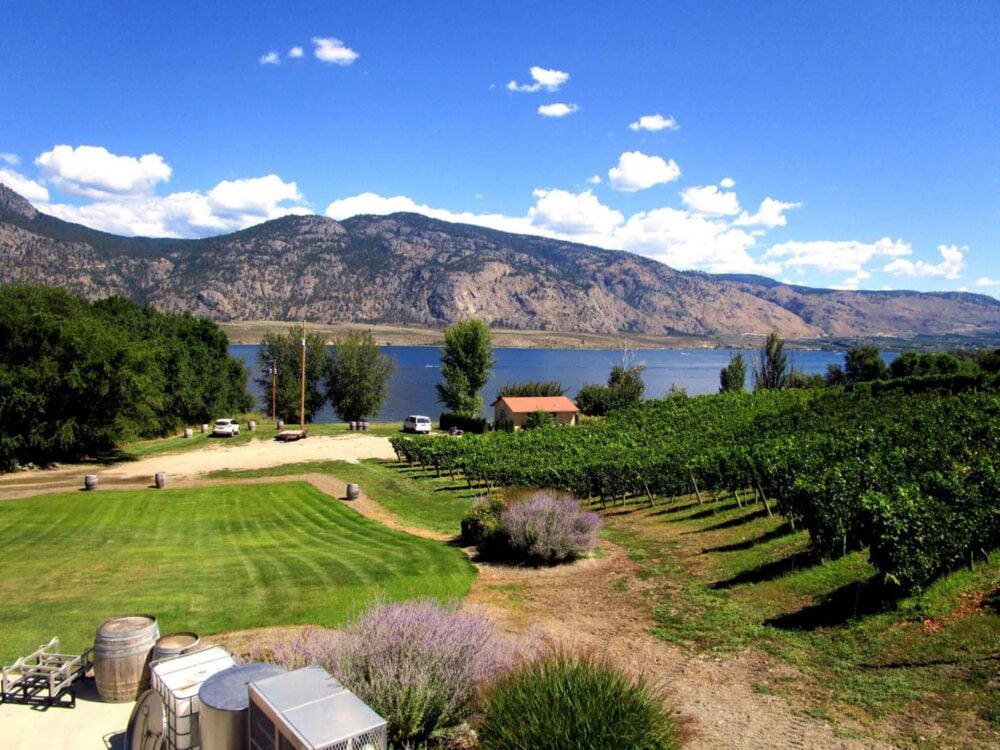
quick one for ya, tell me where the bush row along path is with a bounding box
[0,436,890,749]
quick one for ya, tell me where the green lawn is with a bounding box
[209,459,479,537]
[0,481,475,662]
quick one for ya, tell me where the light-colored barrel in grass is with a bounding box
[183,427,193,438]
[93,614,160,703]
[154,472,167,489]
[346,483,360,500]
[84,474,98,491]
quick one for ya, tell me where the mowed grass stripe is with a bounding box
[0,482,475,662]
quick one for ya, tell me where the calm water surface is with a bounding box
[229,345,859,423]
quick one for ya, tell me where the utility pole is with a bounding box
[269,361,277,424]
[299,321,307,431]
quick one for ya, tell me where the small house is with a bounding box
[491,396,580,429]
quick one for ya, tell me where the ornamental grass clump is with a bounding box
[336,599,508,748]
[500,490,601,563]
[477,651,680,750]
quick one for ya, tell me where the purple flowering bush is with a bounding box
[234,625,342,670]
[336,599,509,747]
[500,490,602,563]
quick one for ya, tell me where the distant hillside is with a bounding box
[2,184,999,339]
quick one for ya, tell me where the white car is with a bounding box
[402,415,432,434]
[211,418,240,437]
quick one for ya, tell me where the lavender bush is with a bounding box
[500,490,602,563]
[336,599,509,748]
[234,625,342,670]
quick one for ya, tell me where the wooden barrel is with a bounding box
[346,483,360,500]
[94,615,160,703]
[154,472,167,489]
[201,423,209,434]
[361,421,370,431]
[276,418,284,430]
[84,474,98,491]
[151,632,200,664]
[248,420,256,432]
[183,427,193,439]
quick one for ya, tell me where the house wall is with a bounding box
[493,405,578,429]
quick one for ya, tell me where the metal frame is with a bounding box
[1,637,93,708]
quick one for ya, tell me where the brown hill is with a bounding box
[1,184,998,339]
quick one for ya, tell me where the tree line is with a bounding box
[0,285,252,470]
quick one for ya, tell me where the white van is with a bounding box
[402,415,432,434]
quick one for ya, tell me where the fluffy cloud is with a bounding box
[831,269,873,291]
[260,51,280,65]
[735,197,801,228]
[608,151,681,192]
[312,37,359,65]
[975,277,1000,287]
[765,237,912,274]
[883,244,966,279]
[288,46,304,59]
[719,177,735,188]
[681,185,741,216]
[40,174,308,238]
[507,66,569,93]
[537,103,579,118]
[528,189,623,236]
[0,153,20,166]
[618,207,777,274]
[35,145,171,200]
[628,114,679,132]
[587,175,601,184]
[0,168,50,202]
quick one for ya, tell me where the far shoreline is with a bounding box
[218,321,1000,352]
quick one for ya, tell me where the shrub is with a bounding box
[500,490,601,563]
[235,625,342,671]
[336,599,508,747]
[478,651,680,750]
[461,494,507,551]
[523,409,554,430]
[439,412,488,434]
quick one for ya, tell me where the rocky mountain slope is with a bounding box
[2,184,998,339]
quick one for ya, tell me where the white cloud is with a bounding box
[832,269,873,291]
[680,185,741,216]
[719,177,735,189]
[39,174,308,238]
[883,244,966,279]
[538,103,579,118]
[0,168,50,203]
[35,145,171,200]
[528,189,623,237]
[260,51,280,65]
[735,197,801,228]
[507,66,569,93]
[628,114,679,132]
[288,46,304,59]
[587,175,601,185]
[608,151,681,192]
[312,37,359,65]
[618,207,777,274]
[765,237,912,274]
[975,276,1000,287]
[0,153,20,166]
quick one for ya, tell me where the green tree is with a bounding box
[844,346,888,384]
[496,380,565,398]
[753,332,788,390]
[325,331,396,422]
[256,326,328,424]
[524,409,555,430]
[719,353,748,393]
[436,320,496,417]
[576,361,646,416]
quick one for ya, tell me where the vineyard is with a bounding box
[391,381,1000,593]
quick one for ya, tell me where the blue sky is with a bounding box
[1,1,997,294]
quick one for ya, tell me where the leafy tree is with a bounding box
[436,320,495,417]
[719,353,747,393]
[256,326,328,424]
[524,409,555,430]
[787,370,826,389]
[496,380,565,398]
[576,361,646,416]
[825,363,847,386]
[844,346,888,384]
[753,332,788,390]
[325,331,396,422]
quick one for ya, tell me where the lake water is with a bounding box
[229,345,857,423]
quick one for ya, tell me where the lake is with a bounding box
[229,345,858,423]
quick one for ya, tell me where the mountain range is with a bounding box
[2,183,999,340]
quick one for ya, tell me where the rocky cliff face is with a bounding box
[1,184,998,338]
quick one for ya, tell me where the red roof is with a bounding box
[492,396,579,414]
